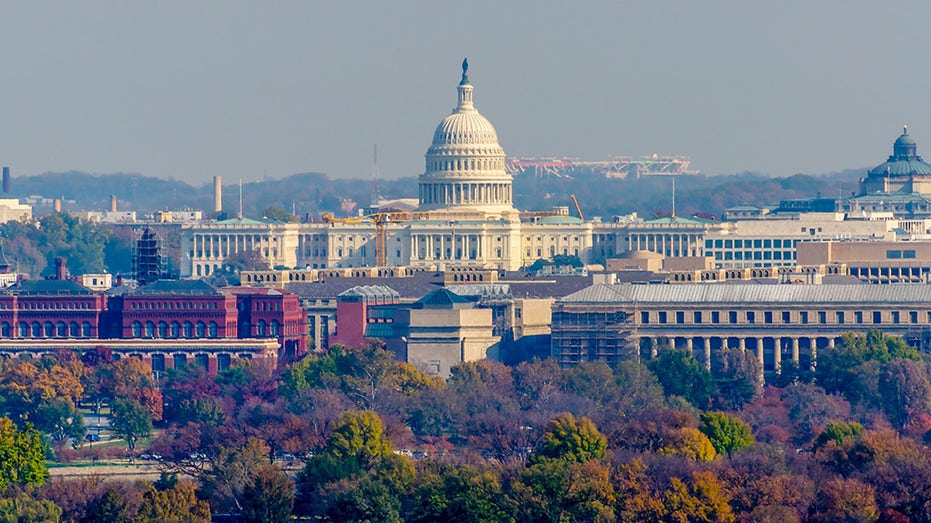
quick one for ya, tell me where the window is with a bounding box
[799,311,808,324]
[856,311,864,324]
[818,311,826,324]
[174,354,187,368]
[658,312,667,324]
[746,311,755,324]
[910,311,919,324]
[132,321,142,337]
[208,322,218,338]
[145,321,155,337]
[782,311,791,323]
[904,250,917,259]
[640,312,650,324]
[711,311,720,324]
[764,311,773,324]
[693,311,702,324]
[196,354,209,370]
[892,311,900,324]
[183,322,193,338]
[873,311,882,324]
[69,322,79,337]
[44,322,54,337]
[837,311,845,324]
[196,322,206,337]
[887,250,902,259]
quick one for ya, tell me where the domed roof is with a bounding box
[427,58,503,150]
[868,126,931,177]
[432,111,499,146]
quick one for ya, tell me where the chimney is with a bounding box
[110,195,117,213]
[1,167,9,193]
[55,257,67,280]
[54,199,61,212]
[214,175,222,213]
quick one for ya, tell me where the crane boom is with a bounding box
[570,194,584,221]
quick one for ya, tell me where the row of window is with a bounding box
[129,301,220,311]
[708,250,797,261]
[639,309,928,326]
[132,320,219,338]
[705,239,801,249]
[0,302,96,310]
[1,321,93,338]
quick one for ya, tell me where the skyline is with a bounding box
[1,2,929,184]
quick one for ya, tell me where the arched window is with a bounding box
[270,320,280,336]
[208,322,218,338]
[257,320,266,337]
[173,354,187,368]
[145,321,155,337]
[1,322,10,337]
[32,322,41,337]
[69,322,80,337]
[19,322,28,337]
[195,353,209,369]
[170,322,180,338]
[183,322,193,338]
[57,322,67,337]
[150,354,165,373]
[217,354,231,371]
[44,322,54,337]
[196,322,206,337]
[158,322,168,338]
[132,321,142,337]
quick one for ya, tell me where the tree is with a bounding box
[110,399,152,452]
[698,411,754,456]
[511,459,616,523]
[662,471,736,523]
[878,358,931,428]
[0,493,62,523]
[532,412,606,465]
[647,348,715,408]
[262,206,300,223]
[658,427,717,461]
[137,481,211,523]
[713,347,762,410]
[240,464,295,523]
[208,249,269,286]
[0,417,49,489]
[815,420,864,449]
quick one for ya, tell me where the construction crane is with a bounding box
[321,210,478,267]
[570,194,584,221]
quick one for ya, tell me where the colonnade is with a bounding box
[193,233,269,260]
[419,182,511,206]
[627,233,702,257]
[411,233,484,261]
[638,334,840,379]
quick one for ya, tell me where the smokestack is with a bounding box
[110,195,118,213]
[1,167,9,194]
[55,257,67,280]
[54,199,61,212]
[214,176,222,213]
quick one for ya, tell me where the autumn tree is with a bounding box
[713,347,762,410]
[532,412,606,465]
[295,410,414,520]
[0,493,62,522]
[137,480,211,523]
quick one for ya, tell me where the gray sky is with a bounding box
[0,1,928,185]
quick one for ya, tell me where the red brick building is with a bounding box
[0,278,307,373]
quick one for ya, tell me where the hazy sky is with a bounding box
[1,2,929,185]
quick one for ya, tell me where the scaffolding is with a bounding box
[133,228,167,286]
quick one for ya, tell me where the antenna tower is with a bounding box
[371,144,382,206]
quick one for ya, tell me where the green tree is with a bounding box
[814,420,864,449]
[511,459,616,523]
[647,348,715,408]
[262,206,300,223]
[658,427,718,461]
[699,411,754,456]
[532,412,606,465]
[0,493,62,523]
[110,399,152,452]
[0,417,49,489]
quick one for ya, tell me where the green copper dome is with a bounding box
[868,127,931,176]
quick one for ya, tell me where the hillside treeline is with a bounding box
[11,168,865,221]
[2,329,931,521]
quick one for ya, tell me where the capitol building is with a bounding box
[180,61,929,279]
[181,61,623,277]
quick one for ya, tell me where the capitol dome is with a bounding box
[418,59,515,215]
